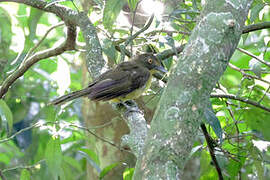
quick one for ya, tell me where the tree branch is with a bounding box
[228,63,270,85]
[242,21,270,34]
[200,124,223,180]
[120,102,148,158]
[2,160,45,173]
[210,93,270,112]
[0,169,6,180]
[237,47,270,67]
[0,25,76,98]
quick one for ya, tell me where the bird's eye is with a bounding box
[148,58,153,64]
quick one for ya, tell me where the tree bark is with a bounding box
[133,0,253,179]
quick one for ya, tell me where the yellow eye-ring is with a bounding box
[148,58,153,64]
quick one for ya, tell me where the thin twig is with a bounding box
[68,124,124,151]
[24,22,65,61]
[146,29,191,36]
[120,14,155,61]
[125,14,154,46]
[2,160,45,173]
[210,93,270,112]
[0,120,128,152]
[237,48,270,67]
[228,63,270,85]
[129,0,142,58]
[258,85,270,104]
[201,124,224,180]
[0,122,41,143]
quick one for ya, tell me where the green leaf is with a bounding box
[20,169,31,180]
[103,0,126,30]
[0,99,13,134]
[0,7,12,52]
[204,106,223,143]
[127,0,138,11]
[163,57,173,70]
[244,108,270,141]
[241,33,249,45]
[251,146,264,180]
[250,3,264,23]
[102,39,117,64]
[63,156,82,172]
[79,148,100,166]
[99,163,119,179]
[123,168,134,180]
[0,153,11,165]
[249,55,263,78]
[45,137,62,179]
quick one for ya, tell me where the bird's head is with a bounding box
[134,53,167,73]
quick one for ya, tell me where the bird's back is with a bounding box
[88,61,151,102]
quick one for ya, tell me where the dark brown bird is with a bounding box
[50,53,167,105]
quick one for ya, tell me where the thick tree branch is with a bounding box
[121,108,148,157]
[242,21,270,34]
[0,25,76,98]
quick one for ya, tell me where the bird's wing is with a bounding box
[88,62,150,101]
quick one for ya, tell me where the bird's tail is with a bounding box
[49,87,93,105]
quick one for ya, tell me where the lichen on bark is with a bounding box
[132,0,253,179]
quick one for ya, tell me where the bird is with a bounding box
[49,53,167,106]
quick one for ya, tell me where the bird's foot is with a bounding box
[116,100,143,115]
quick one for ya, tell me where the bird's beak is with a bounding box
[154,65,168,73]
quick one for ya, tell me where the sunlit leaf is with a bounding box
[0,7,12,52]
[102,39,117,64]
[51,58,71,96]
[45,137,62,178]
[244,108,270,141]
[251,145,264,180]
[123,168,134,180]
[249,56,262,78]
[103,0,126,30]
[20,169,31,180]
[99,163,119,179]
[250,3,264,23]
[78,148,101,172]
[0,153,11,165]
[63,155,83,172]
[127,0,138,11]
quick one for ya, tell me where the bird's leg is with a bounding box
[117,100,143,115]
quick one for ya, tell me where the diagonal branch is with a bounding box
[0,25,76,98]
[228,63,270,85]
[210,93,270,112]
[237,47,270,67]
[200,123,223,180]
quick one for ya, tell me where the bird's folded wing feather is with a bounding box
[89,63,150,101]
